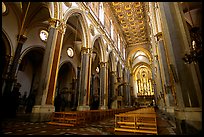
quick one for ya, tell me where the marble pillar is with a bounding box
[153,54,165,110]
[3,35,27,96]
[123,69,128,107]
[1,55,11,95]
[99,62,108,110]
[77,47,92,111]
[127,69,131,106]
[2,35,27,116]
[110,71,117,108]
[31,18,65,122]
[156,33,175,113]
[73,67,80,110]
[159,2,202,133]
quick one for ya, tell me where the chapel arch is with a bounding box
[55,61,76,111]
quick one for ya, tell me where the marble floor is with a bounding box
[1,109,177,135]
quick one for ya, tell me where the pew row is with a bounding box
[48,107,136,127]
[114,107,158,135]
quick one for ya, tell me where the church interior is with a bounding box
[1,2,202,135]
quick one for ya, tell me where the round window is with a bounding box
[40,30,48,42]
[67,47,74,57]
[96,67,99,73]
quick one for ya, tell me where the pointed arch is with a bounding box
[108,51,115,72]
[127,47,152,66]
[59,60,77,78]
[133,62,152,75]
[91,35,106,63]
[20,46,45,63]
[63,8,89,49]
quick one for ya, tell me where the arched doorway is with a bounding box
[62,12,87,111]
[55,62,76,112]
[17,48,44,113]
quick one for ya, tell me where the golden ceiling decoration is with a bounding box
[109,2,149,45]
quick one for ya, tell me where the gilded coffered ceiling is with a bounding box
[108,2,149,46]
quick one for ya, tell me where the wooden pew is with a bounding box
[114,107,158,135]
[48,107,137,127]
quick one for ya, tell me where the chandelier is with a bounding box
[183,27,202,64]
[182,3,202,64]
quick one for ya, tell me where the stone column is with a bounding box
[127,69,131,106]
[77,47,92,111]
[3,35,27,96]
[71,77,78,111]
[153,54,165,109]
[1,55,12,95]
[137,80,140,95]
[123,68,131,107]
[159,2,202,134]
[123,69,128,107]
[149,2,163,107]
[2,35,27,116]
[117,71,123,108]
[110,71,117,108]
[99,62,108,110]
[129,71,134,106]
[72,67,80,110]
[32,18,66,122]
[156,32,175,114]
[117,77,122,96]
[90,73,94,107]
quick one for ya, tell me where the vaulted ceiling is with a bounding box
[108,2,149,47]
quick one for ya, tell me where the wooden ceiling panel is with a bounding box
[109,2,149,46]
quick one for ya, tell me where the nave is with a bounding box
[1,2,202,135]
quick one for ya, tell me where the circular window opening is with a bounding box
[96,66,99,73]
[67,47,74,57]
[40,30,48,42]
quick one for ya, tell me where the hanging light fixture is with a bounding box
[182,3,202,64]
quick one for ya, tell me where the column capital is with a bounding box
[110,71,117,75]
[48,18,59,28]
[48,18,67,34]
[81,47,93,54]
[17,34,27,44]
[99,62,108,68]
[57,20,67,34]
